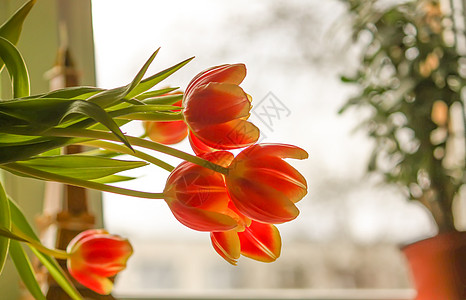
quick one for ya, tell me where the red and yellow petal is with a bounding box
[239,221,281,263]
[75,236,133,269]
[144,120,188,145]
[68,267,113,295]
[189,131,216,155]
[194,119,260,150]
[66,229,108,253]
[239,157,307,203]
[211,231,241,265]
[185,64,246,99]
[201,150,234,168]
[226,179,300,223]
[170,202,239,231]
[184,83,251,128]
[237,144,309,161]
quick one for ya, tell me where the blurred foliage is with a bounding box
[340,0,466,232]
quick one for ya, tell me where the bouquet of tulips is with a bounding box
[0,1,308,298]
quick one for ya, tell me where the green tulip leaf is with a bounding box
[8,199,38,242]
[88,48,160,108]
[91,175,137,184]
[0,183,11,275]
[0,36,30,98]
[126,56,193,100]
[0,0,36,72]
[15,155,147,180]
[30,248,82,300]
[10,241,46,300]
[37,86,103,100]
[0,98,131,149]
[0,137,71,165]
[0,0,36,44]
[141,93,183,105]
[135,87,179,100]
[9,200,83,300]
[0,227,27,242]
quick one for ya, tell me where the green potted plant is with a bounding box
[340,0,465,299]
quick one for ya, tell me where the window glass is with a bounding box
[91,0,433,296]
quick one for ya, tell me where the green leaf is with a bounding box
[9,200,83,300]
[141,93,183,105]
[0,226,27,242]
[10,241,46,300]
[0,98,131,150]
[91,175,137,184]
[0,0,36,44]
[4,163,165,199]
[31,247,82,300]
[135,87,179,100]
[0,182,11,274]
[38,86,103,100]
[8,199,38,241]
[16,155,147,180]
[110,104,181,119]
[118,112,182,121]
[0,133,43,145]
[88,48,160,108]
[0,36,30,97]
[0,137,70,165]
[125,56,194,99]
[0,0,36,71]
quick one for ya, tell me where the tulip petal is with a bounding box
[238,144,309,161]
[241,156,307,203]
[211,231,241,265]
[144,120,188,145]
[201,150,234,168]
[189,131,216,155]
[194,119,260,150]
[185,64,246,99]
[66,229,108,253]
[184,83,251,128]
[68,267,113,295]
[226,178,300,223]
[239,222,281,263]
[76,236,133,277]
[170,202,239,231]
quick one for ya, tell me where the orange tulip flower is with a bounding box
[183,64,259,150]
[143,100,188,145]
[66,229,133,295]
[211,221,281,265]
[225,144,308,224]
[163,151,244,232]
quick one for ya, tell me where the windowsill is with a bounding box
[117,288,416,300]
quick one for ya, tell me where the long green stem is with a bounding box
[41,127,229,175]
[9,225,69,260]
[79,140,175,172]
[1,163,165,199]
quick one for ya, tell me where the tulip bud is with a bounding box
[66,229,133,295]
[183,64,259,151]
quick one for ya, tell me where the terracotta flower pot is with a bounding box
[402,231,466,300]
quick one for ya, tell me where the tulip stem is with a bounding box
[1,163,166,199]
[41,127,230,175]
[10,225,69,260]
[78,140,175,172]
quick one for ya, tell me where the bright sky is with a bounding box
[91,0,436,244]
